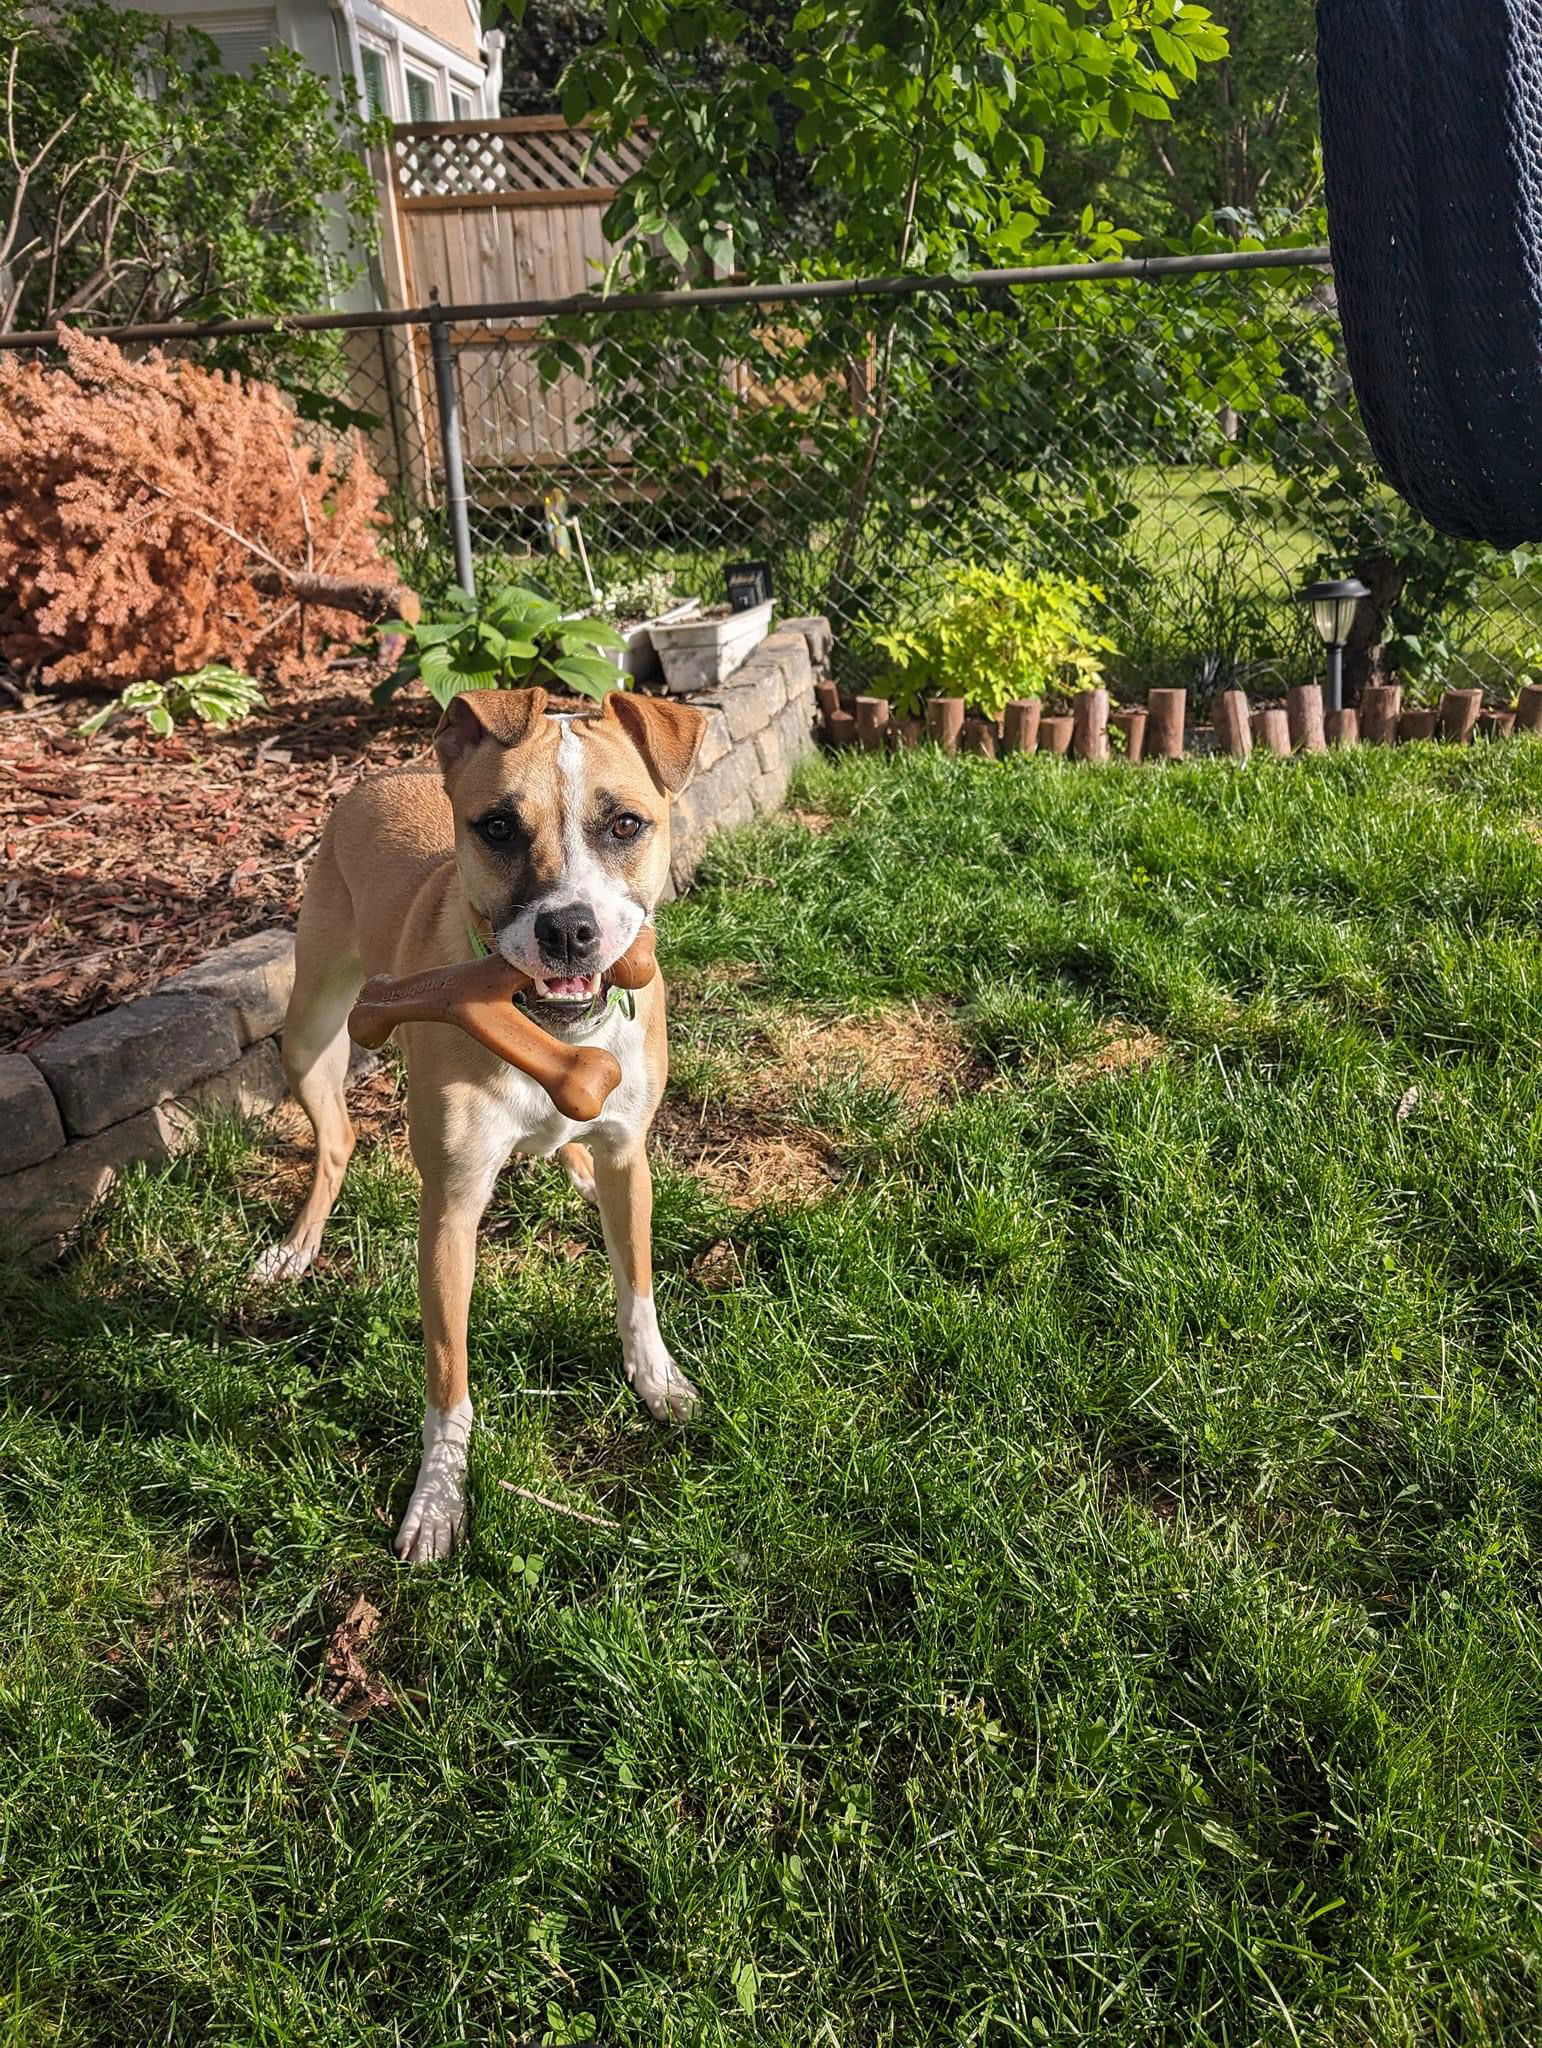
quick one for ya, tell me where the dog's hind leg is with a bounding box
[251,845,363,1284]
[556,1141,599,1204]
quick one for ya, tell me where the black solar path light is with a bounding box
[1296,578,1369,714]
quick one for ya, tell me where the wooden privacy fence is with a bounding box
[369,115,650,489]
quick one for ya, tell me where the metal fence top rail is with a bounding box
[0,244,1331,352]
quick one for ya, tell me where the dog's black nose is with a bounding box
[534,902,600,970]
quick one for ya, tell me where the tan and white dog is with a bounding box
[252,685,706,1562]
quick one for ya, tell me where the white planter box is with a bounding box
[611,598,701,683]
[649,600,775,694]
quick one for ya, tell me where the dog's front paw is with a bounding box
[249,1239,315,1285]
[394,1399,472,1564]
[629,1348,700,1423]
[394,1478,466,1563]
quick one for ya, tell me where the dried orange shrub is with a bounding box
[0,330,393,685]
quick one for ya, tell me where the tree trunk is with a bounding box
[250,570,420,624]
[1342,553,1404,703]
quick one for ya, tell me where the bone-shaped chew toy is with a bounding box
[347,926,657,1123]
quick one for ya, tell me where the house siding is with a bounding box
[377,0,480,66]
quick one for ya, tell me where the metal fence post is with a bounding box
[427,287,476,596]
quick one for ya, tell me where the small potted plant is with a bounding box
[592,570,702,684]
[1474,653,1531,738]
[373,583,627,708]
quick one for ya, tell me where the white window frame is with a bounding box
[357,37,393,120]
[352,0,488,121]
[402,60,441,123]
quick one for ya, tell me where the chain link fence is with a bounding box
[9,257,1542,706]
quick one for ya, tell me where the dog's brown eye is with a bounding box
[611,813,644,841]
[478,814,514,844]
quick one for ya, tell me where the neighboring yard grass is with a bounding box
[5,742,1542,2045]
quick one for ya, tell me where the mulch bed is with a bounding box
[0,670,438,1053]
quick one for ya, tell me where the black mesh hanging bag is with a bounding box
[1317,0,1542,546]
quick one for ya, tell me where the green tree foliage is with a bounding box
[0,3,381,402]
[497,0,610,113]
[1142,0,1320,230]
[1085,0,1323,241]
[511,0,1503,695]
[558,0,1230,282]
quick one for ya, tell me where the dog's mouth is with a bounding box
[515,971,605,1024]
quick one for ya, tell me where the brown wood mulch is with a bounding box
[0,671,438,1054]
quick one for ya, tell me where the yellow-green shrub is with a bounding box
[873,567,1115,721]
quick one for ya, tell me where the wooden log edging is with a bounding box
[1146,689,1186,760]
[1004,698,1041,754]
[1110,706,1147,762]
[1361,683,1401,745]
[1439,687,1483,745]
[823,674,1539,767]
[1287,682,1327,754]
[1073,688,1110,762]
[1213,690,1251,759]
[854,695,890,751]
[925,697,965,753]
[1252,706,1292,757]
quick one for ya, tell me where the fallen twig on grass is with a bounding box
[496,1480,620,1531]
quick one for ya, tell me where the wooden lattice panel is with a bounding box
[394,116,649,207]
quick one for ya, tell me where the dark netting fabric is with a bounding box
[1318,0,1542,545]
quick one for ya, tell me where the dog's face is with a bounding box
[435,687,704,1026]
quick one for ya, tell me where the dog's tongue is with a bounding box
[545,975,591,998]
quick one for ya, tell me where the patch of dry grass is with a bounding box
[1064,1023,1170,1083]
[655,993,980,1207]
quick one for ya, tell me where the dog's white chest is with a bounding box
[485,999,651,1156]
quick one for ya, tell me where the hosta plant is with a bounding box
[876,567,1116,722]
[79,664,265,738]
[373,583,627,709]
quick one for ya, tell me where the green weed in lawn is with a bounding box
[3,743,1542,2044]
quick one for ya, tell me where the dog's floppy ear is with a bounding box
[434,687,549,774]
[603,690,706,795]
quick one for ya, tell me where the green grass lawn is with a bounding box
[6,742,1542,2046]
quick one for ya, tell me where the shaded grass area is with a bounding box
[5,743,1542,2045]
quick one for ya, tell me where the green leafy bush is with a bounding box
[2,2,383,413]
[874,567,1116,721]
[79,665,263,738]
[373,585,627,710]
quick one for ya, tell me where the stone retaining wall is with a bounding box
[1,616,827,1257]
